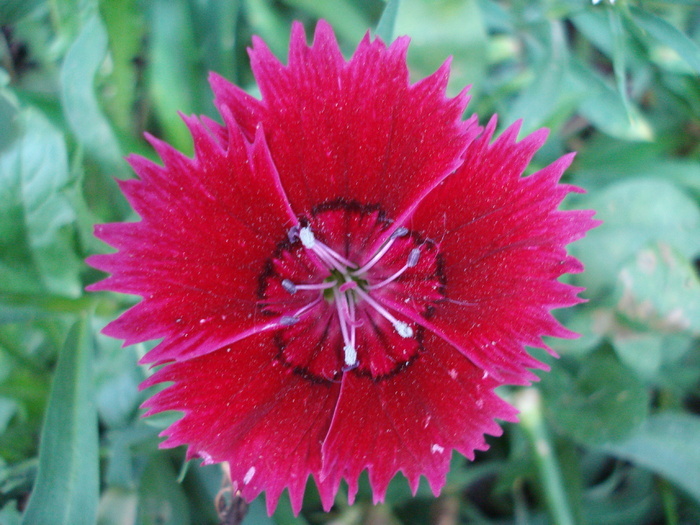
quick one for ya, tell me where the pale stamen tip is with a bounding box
[281,279,297,294]
[394,321,413,338]
[407,248,421,268]
[280,316,299,326]
[287,225,301,243]
[391,227,409,239]
[343,344,358,367]
[299,226,315,248]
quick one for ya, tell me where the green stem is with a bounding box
[660,477,679,525]
[515,388,576,525]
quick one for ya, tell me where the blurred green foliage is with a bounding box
[0,0,699,523]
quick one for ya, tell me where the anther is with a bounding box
[299,226,315,248]
[282,279,297,294]
[287,225,301,243]
[368,247,422,290]
[391,227,409,239]
[280,316,299,326]
[407,248,421,268]
[343,344,357,367]
[394,321,413,338]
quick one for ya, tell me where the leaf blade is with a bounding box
[630,6,700,75]
[21,316,99,525]
[600,413,700,503]
[375,0,401,43]
[0,110,81,297]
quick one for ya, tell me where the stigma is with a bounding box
[258,202,443,382]
[285,225,418,368]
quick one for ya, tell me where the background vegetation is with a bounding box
[1,0,699,523]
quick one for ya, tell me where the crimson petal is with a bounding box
[87,120,297,364]
[213,20,478,232]
[321,332,517,503]
[406,118,599,381]
[141,331,341,514]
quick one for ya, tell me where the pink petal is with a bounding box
[321,332,517,504]
[213,20,478,231]
[87,121,297,364]
[142,331,341,515]
[407,118,599,381]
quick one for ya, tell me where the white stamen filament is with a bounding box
[281,223,419,372]
[353,227,409,277]
[282,279,336,294]
[279,294,323,326]
[333,287,357,366]
[353,286,413,338]
[297,227,357,275]
[368,248,421,290]
[314,240,357,269]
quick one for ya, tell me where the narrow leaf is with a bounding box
[608,8,633,122]
[21,316,99,525]
[60,12,129,219]
[279,0,369,43]
[630,6,700,75]
[375,0,401,43]
[60,13,124,174]
[147,0,200,153]
[0,110,81,297]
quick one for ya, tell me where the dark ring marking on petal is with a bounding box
[255,198,447,383]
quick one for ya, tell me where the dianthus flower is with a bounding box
[88,20,596,514]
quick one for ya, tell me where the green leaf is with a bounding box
[96,487,138,525]
[94,330,142,429]
[21,316,99,525]
[0,397,18,434]
[569,59,653,142]
[0,0,44,24]
[0,501,22,525]
[572,179,700,298]
[243,499,275,525]
[581,467,658,525]
[541,354,649,445]
[613,242,700,335]
[0,90,20,153]
[506,43,567,134]
[375,0,401,43]
[190,0,239,83]
[137,454,190,525]
[0,109,81,297]
[99,0,145,133]
[608,8,633,123]
[600,413,700,503]
[60,12,130,218]
[395,0,487,97]
[630,6,700,75]
[612,332,693,380]
[279,0,370,44]
[242,0,293,59]
[147,0,200,153]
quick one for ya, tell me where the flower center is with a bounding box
[258,201,444,382]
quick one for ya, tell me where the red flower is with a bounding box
[88,21,596,514]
